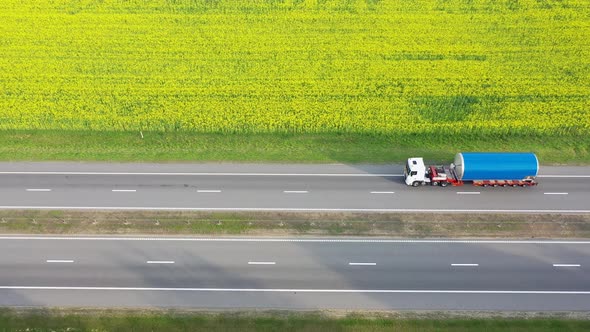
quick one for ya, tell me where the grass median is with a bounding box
[0,308,589,332]
[1,210,589,238]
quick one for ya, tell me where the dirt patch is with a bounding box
[1,210,589,238]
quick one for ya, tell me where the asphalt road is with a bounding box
[0,162,589,213]
[0,236,589,310]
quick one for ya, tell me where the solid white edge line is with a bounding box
[1,286,590,294]
[1,172,589,178]
[46,260,74,263]
[370,191,395,194]
[544,193,569,195]
[349,262,377,266]
[26,189,51,192]
[1,206,589,214]
[248,261,276,265]
[538,175,590,178]
[197,190,222,193]
[553,264,581,267]
[283,191,308,193]
[456,192,480,195]
[0,171,403,177]
[2,236,589,244]
[451,263,479,267]
[146,261,175,264]
[112,189,136,192]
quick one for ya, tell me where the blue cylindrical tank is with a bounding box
[453,152,539,181]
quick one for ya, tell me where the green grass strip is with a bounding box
[1,130,589,164]
[2,210,590,238]
[0,309,588,332]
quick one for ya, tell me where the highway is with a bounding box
[0,236,589,310]
[1,162,589,310]
[0,162,589,213]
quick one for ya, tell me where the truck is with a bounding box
[404,152,539,187]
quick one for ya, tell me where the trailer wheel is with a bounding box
[412,181,421,187]
[512,184,518,187]
[503,184,509,187]
[493,184,499,187]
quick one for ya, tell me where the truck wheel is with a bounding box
[512,184,518,187]
[433,181,439,186]
[412,181,421,187]
[441,182,448,187]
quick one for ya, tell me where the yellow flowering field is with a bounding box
[0,0,589,135]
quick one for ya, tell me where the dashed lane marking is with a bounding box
[553,264,581,267]
[146,261,175,264]
[46,260,74,263]
[451,264,479,267]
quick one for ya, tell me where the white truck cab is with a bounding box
[404,157,427,186]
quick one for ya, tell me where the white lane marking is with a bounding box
[2,171,590,178]
[46,260,74,263]
[0,171,402,177]
[349,262,376,266]
[283,191,308,194]
[197,190,221,193]
[1,286,590,295]
[457,192,480,195]
[553,264,581,267]
[248,261,276,265]
[146,261,175,264]
[26,189,51,192]
[451,263,479,267]
[2,236,590,244]
[538,175,590,178]
[370,191,395,194]
[544,192,568,195]
[2,206,589,214]
[112,189,136,192]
